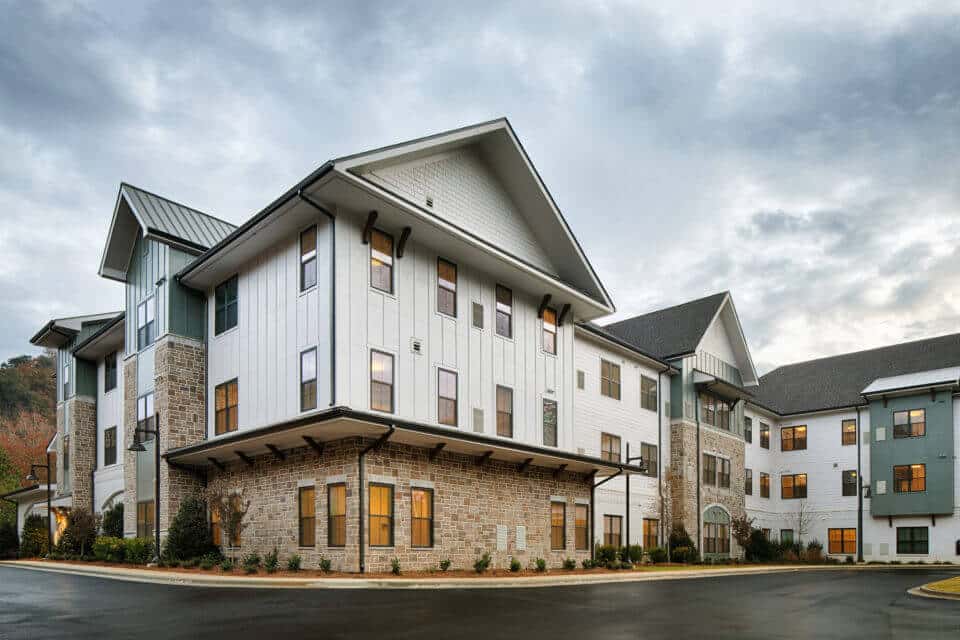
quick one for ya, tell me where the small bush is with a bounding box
[0,520,19,559]
[242,552,261,574]
[182,558,199,569]
[647,546,668,564]
[625,545,643,564]
[581,559,595,569]
[391,558,401,575]
[319,556,332,573]
[93,537,126,563]
[287,554,302,572]
[534,558,547,572]
[163,495,217,562]
[605,560,619,570]
[124,538,155,565]
[58,509,100,557]
[473,552,492,574]
[563,558,576,570]
[20,514,48,558]
[669,525,696,554]
[167,559,182,568]
[671,545,698,564]
[220,558,235,572]
[619,560,633,570]
[101,503,124,539]
[595,545,618,564]
[199,557,216,571]
[264,547,279,574]
[509,558,521,572]
[439,559,451,572]
[845,555,855,565]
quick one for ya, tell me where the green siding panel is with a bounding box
[167,247,206,341]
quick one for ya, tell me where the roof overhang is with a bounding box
[0,484,53,504]
[861,366,960,398]
[166,406,641,478]
[72,313,125,361]
[575,324,676,373]
[29,312,119,349]
[693,370,753,404]
[696,293,759,387]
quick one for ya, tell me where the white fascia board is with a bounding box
[694,293,759,386]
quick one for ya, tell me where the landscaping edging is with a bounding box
[3,560,958,590]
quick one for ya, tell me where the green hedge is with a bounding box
[20,513,48,557]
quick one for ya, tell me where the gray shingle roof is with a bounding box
[122,183,236,250]
[754,332,960,415]
[601,292,728,360]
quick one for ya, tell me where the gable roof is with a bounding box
[753,332,960,415]
[30,312,122,349]
[602,292,729,360]
[99,183,236,281]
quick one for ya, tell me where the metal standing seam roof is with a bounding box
[121,183,237,250]
[861,366,960,396]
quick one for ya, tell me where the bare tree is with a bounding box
[793,500,811,545]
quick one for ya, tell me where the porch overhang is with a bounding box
[165,406,639,477]
[693,370,753,406]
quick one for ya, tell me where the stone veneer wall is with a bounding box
[67,397,97,513]
[122,356,138,537]
[207,438,592,573]
[55,403,66,499]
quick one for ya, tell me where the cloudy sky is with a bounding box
[2,0,959,373]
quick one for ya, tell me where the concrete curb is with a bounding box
[3,561,957,590]
[909,585,960,601]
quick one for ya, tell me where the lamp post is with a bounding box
[624,442,648,550]
[25,453,53,554]
[128,412,160,564]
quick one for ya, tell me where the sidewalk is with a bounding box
[4,560,954,590]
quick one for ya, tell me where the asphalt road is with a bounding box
[0,566,958,639]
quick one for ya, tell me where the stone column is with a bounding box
[122,356,139,537]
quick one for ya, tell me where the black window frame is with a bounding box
[214,379,238,435]
[542,307,557,355]
[327,483,346,547]
[745,468,753,495]
[300,347,318,412]
[781,425,807,451]
[368,482,395,547]
[136,296,155,350]
[640,442,658,477]
[893,464,926,493]
[760,422,770,449]
[437,258,457,317]
[550,501,566,550]
[411,487,434,548]
[370,350,394,414]
[137,392,155,442]
[842,419,857,445]
[893,409,926,439]
[104,426,117,467]
[781,473,808,499]
[214,275,239,336]
[600,359,621,400]
[104,352,118,392]
[760,472,770,498]
[640,375,657,412]
[842,470,858,497]
[437,368,458,427]
[703,453,717,486]
[575,504,589,551]
[601,433,621,463]
[603,514,622,547]
[744,416,753,443]
[896,526,929,554]
[495,285,512,338]
[300,225,318,292]
[370,229,394,294]
[496,385,513,437]
[298,485,316,547]
[719,457,731,488]
[828,528,857,555]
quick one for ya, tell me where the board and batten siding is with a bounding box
[334,209,573,451]
[206,217,333,436]
[94,352,124,512]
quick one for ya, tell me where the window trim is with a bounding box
[781,473,808,499]
[104,426,117,467]
[640,375,657,412]
[702,453,717,486]
[136,296,156,350]
[640,442,658,477]
[550,501,566,550]
[841,419,857,445]
[298,485,316,548]
[437,258,457,318]
[842,470,858,497]
[542,307,557,355]
[300,225,318,293]
[327,483,347,548]
[642,518,659,550]
[575,504,589,551]
[300,347,318,412]
[601,433,621,463]
[745,468,753,496]
[780,425,807,451]
[760,422,770,449]
[893,464,926,493]
[214,275,239,336]
[411,487,434,548]
[828,528,857,555]
[896,526,929,555]
[214,379,239,436]
[370,350,395,414]
[369,228,395,295]
[136,500,155,539]
[893,409,926,439]
[495,284,513,339]
[600,359,621,400]
[759,472,770,498]
[437,368,458,427]
[603,514,623,548]
[744,416,753,444]
[104,352,118,393]
[496,385,513,438]
[368,482,395,547]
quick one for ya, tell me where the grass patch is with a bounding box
[925,576,960,594]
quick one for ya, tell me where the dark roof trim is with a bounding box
[71,312,125,358]
[29,321,77,346]
[165,405,644,474]
[145,227,208,254]
[861,380,960,398]
[576,323,675,372]
[177,162,335,281]
[0,484,40,501]
[746,399,868,418]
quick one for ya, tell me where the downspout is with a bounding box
[592,468,623,561]
[695,390,702,556]
[856,406,863,563]
[657,370,666,560]
[297,191,337,407]
[358,427,395,573]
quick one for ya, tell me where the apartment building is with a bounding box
[5,119,959,567]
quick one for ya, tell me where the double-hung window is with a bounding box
[896,527,929,554]
[603,515,622,547]
[760,472,770,498]
[368,483,394,547]
[137,297,155,350]
[828,528,857,555]
[300,348,317,411]
[370,230,394,294]
[643,519,659,549]
[575,504,589,550]
[760,422,770,449]
[781,473,807,499]
[370,350,394,413]
[495,285,512,338]
[842,419,857,445]
[894,464,926,493]
[104,427,117,467]
[298,486,315,547]
[601,433,621,463]
[214,380,238,435]
[438,369,458,427]
[542,398,557,447]
[327,483,346,547]
[893,409,925,438]
[640,375,657,411]
[437,259,457,317]
[542,307,557,355]
[496,386,513,437]
[744,416,753,443]
[300,226,317,291]
[781,425,807,451]
[640,442,658,477]
[104,352,117,392]
[745,468,753,495]
[550,501,566,550]
[703,454,717,485]
[842,470,858,496]
[411,488,434,548]
[214,276,238,335]
[718,458,731,488]
[600,360,621,400]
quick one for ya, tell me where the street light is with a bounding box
[24,454,53,555]
[624,442,649,552]
[129,412,160,564]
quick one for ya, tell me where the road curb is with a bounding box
[909,585,960,601]
[3,561,957,590]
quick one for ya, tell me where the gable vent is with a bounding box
[426,195,434,208]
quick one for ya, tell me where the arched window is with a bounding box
[703,506,731,556]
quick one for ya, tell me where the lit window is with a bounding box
[137,500,154,539]
[370,230,394,294]
[601,433,621,463]
[643,519,658,550]
[842,470,858,496]
[496,386,513,437]
[300,226,317,291]
[298,486,315,547]
[894,464,926,493]
[893,409,925,438]
[495,285,512,338]
[437,259,457,317]
[411,488,433,548]
[368,483,394,547]
[603,515,622,547]
[575,504,589,550]
[760,472,770,498]
[781,473,807,499]
[550,501,566,550]
[842,419,857,445]
[828,528,856,555]
[760,422,770,449]
[438,369,457,426]
[370,351,394,413]
[215,276,238,335]
[328,483,346,547]
[214,380,238,435]
[542,307,557,355]
[781,426,807,451]
[745,468,753,495]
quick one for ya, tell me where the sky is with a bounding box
[1,0,959,374]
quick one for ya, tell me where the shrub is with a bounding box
[319,556,332,572]
[744,529,780,563]
[0,520,18,559]
[124,537,155,565]
[199,557,216,571]
[646,546,668,564]
[220,558,235,572]
[509,558,521,572]
[242,552,261,574]
[581,559,595,569]
[163,495,217,562]
[473,552,492,574]
[167,559,182,568]
[20,514,48,558]
[182,558,199,569]
[287,554,302,572]
[101,503,124,539]
[595,545,618,564]
[391,558,401,575]
[669,525,696,552]
[605,560,619,570]
[845,555,855,565]
[264,547,279,574]
[806,539,823,553]
[619,561,633,570]
[671,545,698,564]
[93,537,126,563]
[625,545,643,564]
[563,558,576,570]
[58,509,100,557]
[439,559,451,572]
[534,558,547,572]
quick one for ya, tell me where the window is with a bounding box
[759,422,771,449]
[370,229,394,294]
[214,380,239,435]
[496,386,513,437]
[105,352,117,392]
[780,529,794,546]
[603,515,622,547]
[640,375,657,411]
[640,442,658,477]
[897,527,929,554]
[894,409,925,438]
[411,488,434,548]
[551,501,566,550]
[298,486,316,547]
[62,434,69,476]
[717,399,731,431]
[227,496,242,547]
[471,302,483,329]
[828,528,857,555]
[842,419,857,445]
[136,297,155,349]
[576,370,585,390]
[600,360,621,400]
[700,393,715,425]
[62,361,70,399]
[137,500,154,539]
[760,472,770,498]
[781,425,807,451]
[368,483,394,547]
[719,458,731,488]
[761,528,771,539]
[300,226,317,291]
[894,464,926,493]
[703,453,717,485]
[744,416,752,443]
[745,468,753,495]
[575,504,589,550]
[327,483,346,547]
[542,398,557,447]
[438,369,457,427]
[542,307,557,355]
[704,522,730,554]
[211,507,222,547]
[104,427,117,467]
[842,470,858,497]
[137,393,155,441]
[370,351,394,413]
[300,348,317,411]
[215,276,238,335]
[781,473,808,499]
[601,433,621,463]
[437,259,457,317]
[643,519,658,549]
[495,285,512,338]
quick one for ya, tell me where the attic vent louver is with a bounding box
[426,195,434,208]
[411,338,423,355]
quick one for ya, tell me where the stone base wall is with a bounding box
[122,356,138,537]
[207,438,592,573]
[67,397,97,513]
[55,404,66,499]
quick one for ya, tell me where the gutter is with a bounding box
[856,406,863,563]
[70,312,125,357]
